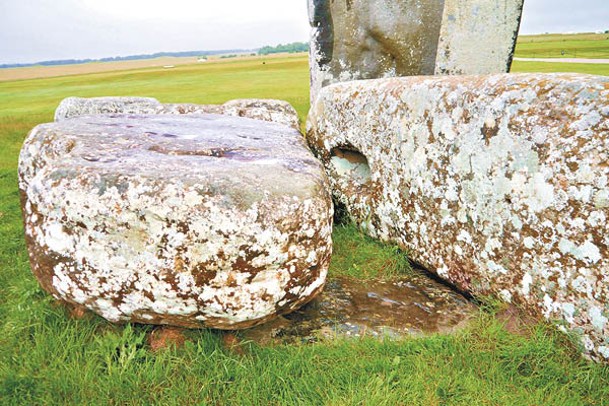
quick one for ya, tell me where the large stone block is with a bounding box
[307,73,609,360]
[55,96,301,130]
[19,114,333,329]
[308,0,524,102]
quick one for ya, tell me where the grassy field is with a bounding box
[0,53,305,82]
[512,60,609,76]
[515,32,609,59]
[2,54,609,404]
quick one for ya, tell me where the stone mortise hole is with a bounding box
[330,147,372,187]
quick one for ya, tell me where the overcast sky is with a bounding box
[0,0,607,64]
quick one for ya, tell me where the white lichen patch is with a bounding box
[19,113,333,329]
[307,73,609,361]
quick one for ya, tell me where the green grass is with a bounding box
[512,60,609,76]
[2,54,609,405]
[330,224,412,280]
[516,32,609,59]
[0,56,310,170]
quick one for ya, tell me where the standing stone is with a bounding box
[435,1,525,75]
[19,114,333,329]
[308,0,524,102]
[307,73,609,361]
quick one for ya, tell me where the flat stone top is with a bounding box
[21,113,325,204]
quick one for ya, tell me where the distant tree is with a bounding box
[258,42,309,56]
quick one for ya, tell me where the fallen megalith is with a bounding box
[308,0,524,102]
[55,96,301,130]
[307,73,609,360]
[19,113,333,329]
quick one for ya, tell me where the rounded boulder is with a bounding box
[19,113,333,329]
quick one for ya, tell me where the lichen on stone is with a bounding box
[307,73,609,361]
[19,113,333,329]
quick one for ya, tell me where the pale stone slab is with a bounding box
[307,73,609,360]
[19,114,333,329]
[435,0,524,75]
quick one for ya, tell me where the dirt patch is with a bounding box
[148,326,187,352]
[496,305,539,337]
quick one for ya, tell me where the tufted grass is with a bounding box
[1,53,609,405]
[330,223,413,280]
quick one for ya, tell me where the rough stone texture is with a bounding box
[308,0,524,102]
[220,99,301,130]
[54,97,163,121]
[159,103,224,116]
[55,97,301,130]
[435,0,525,75]
[19,114,333,329]
[307,73,609,360]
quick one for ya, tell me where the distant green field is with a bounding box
[515,32,609,59]
[512,60,609,76]
[2,55,609,404]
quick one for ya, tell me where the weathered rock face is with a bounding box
[434,1,525,75]
[55,97,301,130]
[158,103,224,116]
[307,73,609,360]
[19,114,333,329]
[308,0,524,102]
[220,99,301,130]
[54,97,163,121]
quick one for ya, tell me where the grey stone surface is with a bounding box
[308,0,524,102]
[19,114,333,329]
[159,103,224,115]
[307,73,609,361]
[435,1,525,75]
[221,99,300,130]
[54,97,162,122]
[55,97,301,130]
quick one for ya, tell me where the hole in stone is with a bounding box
[329,147,372,187]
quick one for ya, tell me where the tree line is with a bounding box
[258,42,309,55]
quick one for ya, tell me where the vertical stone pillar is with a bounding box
[435,0,525,74]
[308,0,525,103]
